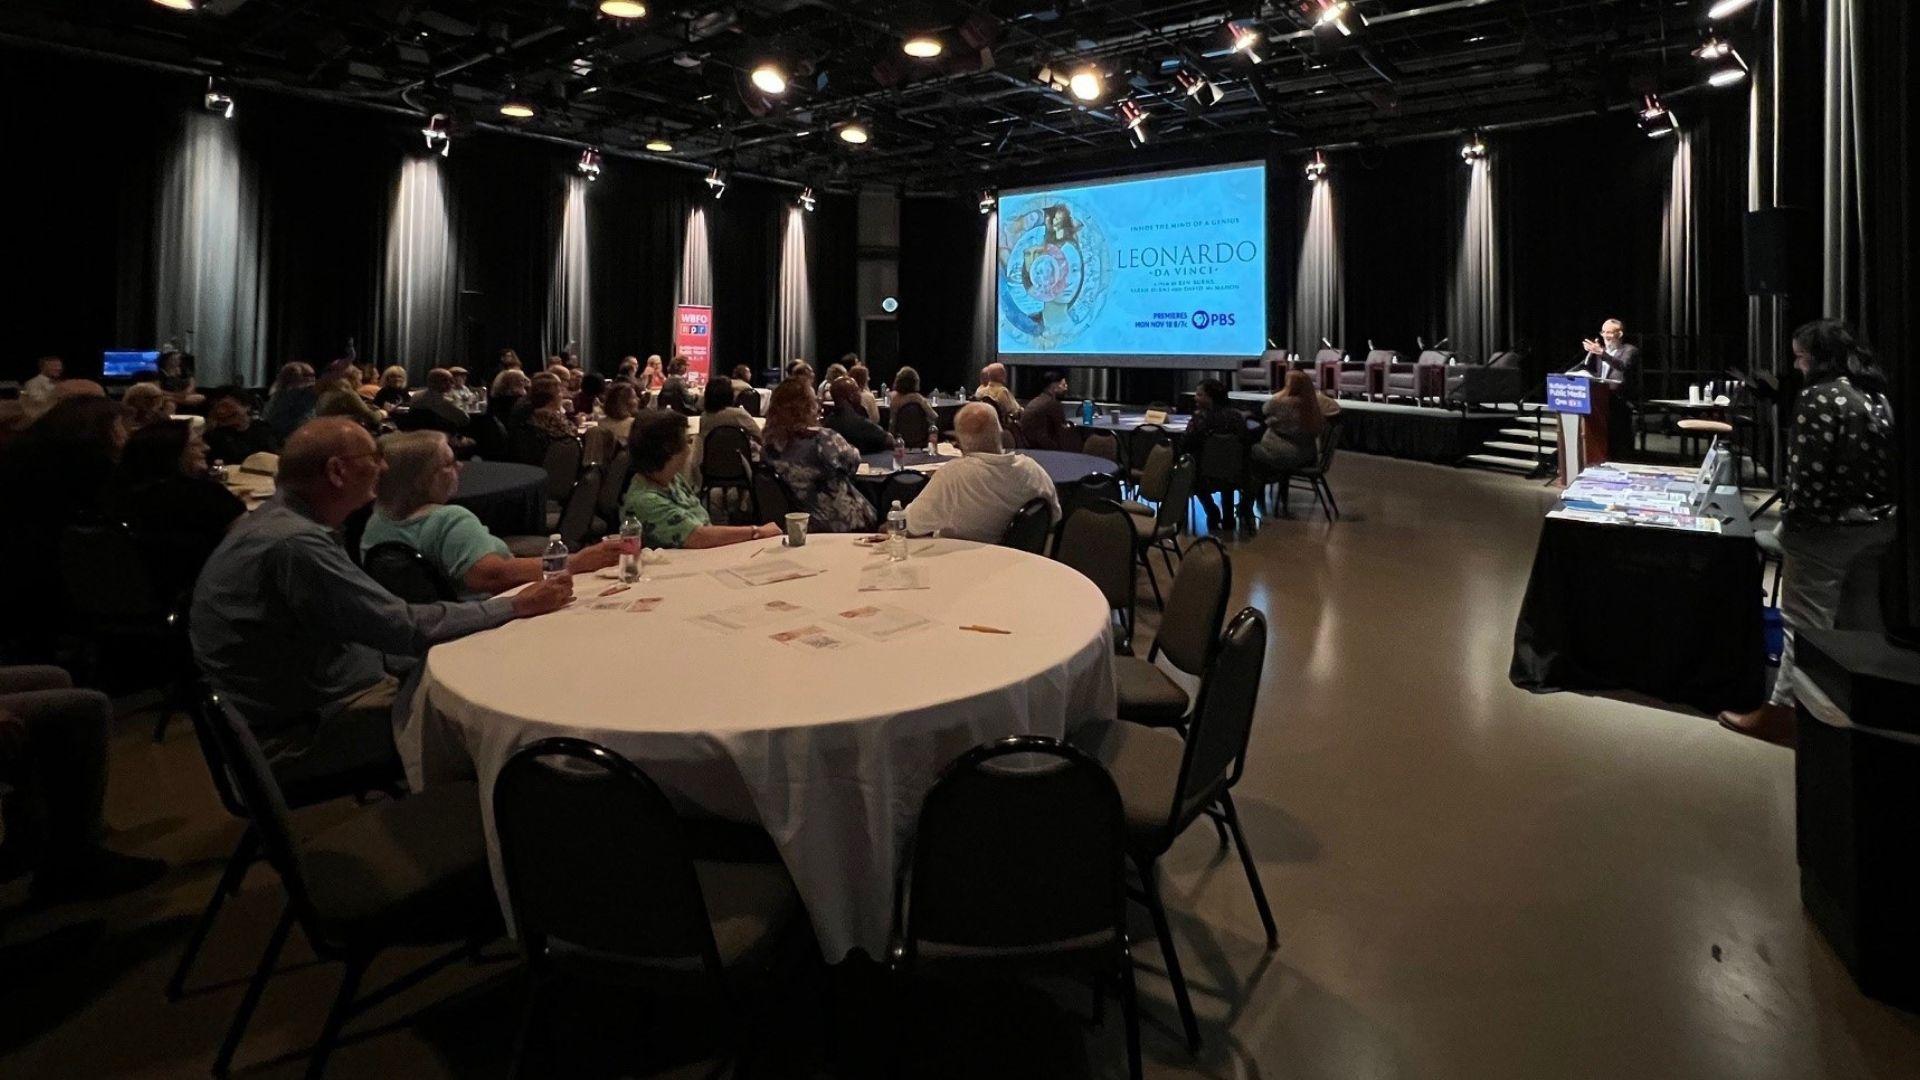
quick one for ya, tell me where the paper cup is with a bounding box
[784,512,810,547]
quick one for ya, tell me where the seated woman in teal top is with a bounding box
[623,413,782,549]
[362,431,620,598]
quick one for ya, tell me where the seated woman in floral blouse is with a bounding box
[761,377,879,534]
[622,413,781,549]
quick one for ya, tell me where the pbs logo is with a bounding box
[1190,310,1238,329]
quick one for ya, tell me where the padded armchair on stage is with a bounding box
[1445,350,1525,412]
[1383,347,1452,407]
[1313,346,1376,400]
[1232,350,1288,394]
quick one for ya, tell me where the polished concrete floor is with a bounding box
[4,453,1916,1078]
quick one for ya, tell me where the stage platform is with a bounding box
[1226,392,1516,465]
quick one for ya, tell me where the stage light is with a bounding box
[499,87,536,118]
[1637,94,1678,138]
[1118,100,1148,146]
[1068,67,1103,101]
[422,113,451,157]
[1304,150,1328,181]
[1176,69,1224,106]
[1709,63,1747,86]
[1228,21,1264,63]
[203,77,234,119]
[903,35,943,59]
[1706,0,1757,20]
[797,186,816,212]
[751,64,788,95]
[577,147,602,181]
[1460,131,1487,161]
[153,0,199,10]
[644,131,674,152]
[705,166,728,198]
[1692,35,1733,60]
[838,120,870,144]
[598,0,647,17]
[1316,2,1358,37]
[978,189,997,214]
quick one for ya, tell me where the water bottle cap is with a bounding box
[549,533,562,541]
[890,500,903,511]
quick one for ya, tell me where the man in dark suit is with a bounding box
[1016,370,1070,450]
[1571,318,1640,458]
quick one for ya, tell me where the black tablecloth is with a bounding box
[1510,493,1765,713]
[453,461,546,536]
[857,449,1118,484]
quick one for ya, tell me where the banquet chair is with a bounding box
[59,520,192,741]
[736,387,762,416]
[1081,431,1120,464]
[878,468,929,511]
[1125,454,1196,608]
[699,426,755,520]
[363,542,460,603]
[1272,417,1343,522]
[889,736,1141,1080]
[1124,425,1170,495]
[581,425,619,469]
[541,437,584,522]
[1121,443,1175,516]
[891,400,934,448]
[1073,609,1277,1052]
[494,737,800,1078]
[751,463,799,526]
[201,694,501,1079]
[1055,500,1138,652]
[1114,537,1230,730]
[555,466,603,548]
[594,449,631,532]
[1000,497,1054,555]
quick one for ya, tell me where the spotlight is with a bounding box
[1068,67,1103,101]
[838,120,870,144]
[577,147,602,181]
[797,186,816,212]
[1315,1,1361,37]
[1637,94,1679,138]
[978,189,997,214]
[422,113,451,157]
[705,166,728,198]
[1304,150,1328,181]
[203,77,234,119]
[1706,0,1757,20]
[1692,34,1733,60]
[499,86,536,118]
[598,0,647,17]
[1176,69,1224,106]
[644,131,674,153]
[153,0,199,9]
[750,63,787,95]
[902,35,943,59]
[1460,131,1487,161]
[1706,47,1749,87]
[1118,100,1148,146]
[1228,21,1264,63]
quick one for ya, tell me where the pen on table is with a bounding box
[750,543,772,558]
[959,624,1012,635]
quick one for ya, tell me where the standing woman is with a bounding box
[1720,320,1897,742]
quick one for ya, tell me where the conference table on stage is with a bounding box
[401,534,1118,960]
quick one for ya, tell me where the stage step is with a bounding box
[1464,452,1540,473]
[1483,440,1544,454]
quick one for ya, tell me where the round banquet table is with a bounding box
[221,458,545,534]
[855,447,1120,497]
[404,535,1117,960]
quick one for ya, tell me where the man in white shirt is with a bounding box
[906,403,1059,542]
[20,356,63,422]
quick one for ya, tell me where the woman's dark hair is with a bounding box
[120,419,192,485]
[893,366,921,395]
[578,373,605,401]
[703,377,736,414]
[827,377,865,419]
[29,396,126,457]
[1793,318,1886,393]
[1195,378,1227,407]
[630,412,690,476]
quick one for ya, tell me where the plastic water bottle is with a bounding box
[892,436,907,471]
[926,425,938,455]
[542,534,569,582]
[887,500,909,562]
[1081,398,1096,425]
[619,511,643,583]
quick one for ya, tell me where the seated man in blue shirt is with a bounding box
[623,413,782,548]
[191,418,573,789]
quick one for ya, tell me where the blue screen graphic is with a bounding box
[997,162,1265,365]
[103,350,161,377]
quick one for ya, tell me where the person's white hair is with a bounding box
[376,430,451,518]
[953,402,1004,454]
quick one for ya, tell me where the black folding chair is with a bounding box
[999,496,1054,555]
[362,542,460,603]
[1113,537,1230,729]
[700,426,755,521]
[1055,499,1138,652]
[877,468,929,511]
[555,466,603,548]
[891,400,933,448]
[59,520,192,740]
[889,736,1140,1079]
[1126,454,1196,608]
[751,463,799,525]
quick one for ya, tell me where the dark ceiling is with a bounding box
[1,1,1744,191]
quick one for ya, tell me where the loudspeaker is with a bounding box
[1744,207,1810,295]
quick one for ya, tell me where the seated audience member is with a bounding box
[562,366,585,396]
[573,372,605,417]
[109,421,246,595]
[848,363,881,422]
[372,366,411,410]
[364,431,619,599]
[447,366,477,411]
[641,354,666,392]
[406,367,471,431]
[762,378,877,533]
[974,362,1021,423]
[521,374,574,440]
[730,364,756,398]
[0,666,167,902]
[263,362,318,440]
[598,380,642,446]
[786,360,815,385]
[656,355,699,414]
[700,377,761,445]
[121,382,175,432]
[355,364,382,401]
[622,414,782,549]
[817,362,849,401]
[157,351,205,410]
[1017,370,1071,451]
[1251,370,1336,476]
[315,376,386,430]
[617,356,640,381]
[498,348,524,372]
[191,418,572,784]
[0,397,129,645]
[822,376,892,454]
[888,366,934,433]
[906,403,1058,542]
[1181,378,1257,533]
[20,355,64,423]
[489,368,530,423]
[204,393,276,462]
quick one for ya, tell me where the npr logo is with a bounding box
[1190,310,1238,329]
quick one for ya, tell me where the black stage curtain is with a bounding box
[897,196,983,392]
[808,192,860,367]
[1340,141,1454,354]
[707,183,776,375]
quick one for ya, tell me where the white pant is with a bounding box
[1770,519,1896,707]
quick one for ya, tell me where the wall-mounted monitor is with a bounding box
[103,350,161,378]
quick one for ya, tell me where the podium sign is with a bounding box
[1546,375,1592,415]
[1551,374,1612,485]
[675,304,713,380]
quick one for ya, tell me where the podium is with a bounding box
[1547,374,1611,485]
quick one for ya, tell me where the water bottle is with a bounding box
[892,436,907,471]
[926,425,938,455]
[1081,398,1096,425]
[619,511,643,583]
[886,500,909,562]
[542,534,569,582]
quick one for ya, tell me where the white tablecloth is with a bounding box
[404,535,1116,960]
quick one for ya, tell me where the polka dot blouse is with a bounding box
[1786,375,1896,524]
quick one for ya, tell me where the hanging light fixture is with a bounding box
[499,83,536,118]
[838,119,870,144]
[203,77,234,119]
[1692,34,1733,60]
[1228,20,1264,62]
[153,0,200,10]
[1117,100,1148,146]
[902,35,943,59]
[1706,0,1757,20]
[644,130,674,153]
[978,189,997,214]
[1067,66,1104,101]
[750,63,788,95]
[797,186,816,212]
[1460,130,1487,161]
[1304,150,1329,180]
[576,147,603,180]
[1636,94,1679,138]
[1176,68,1224,107]
[705,166,728,198]
[1315,1,1361,38]
[598,0,647,17]
[422,113,451,157]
